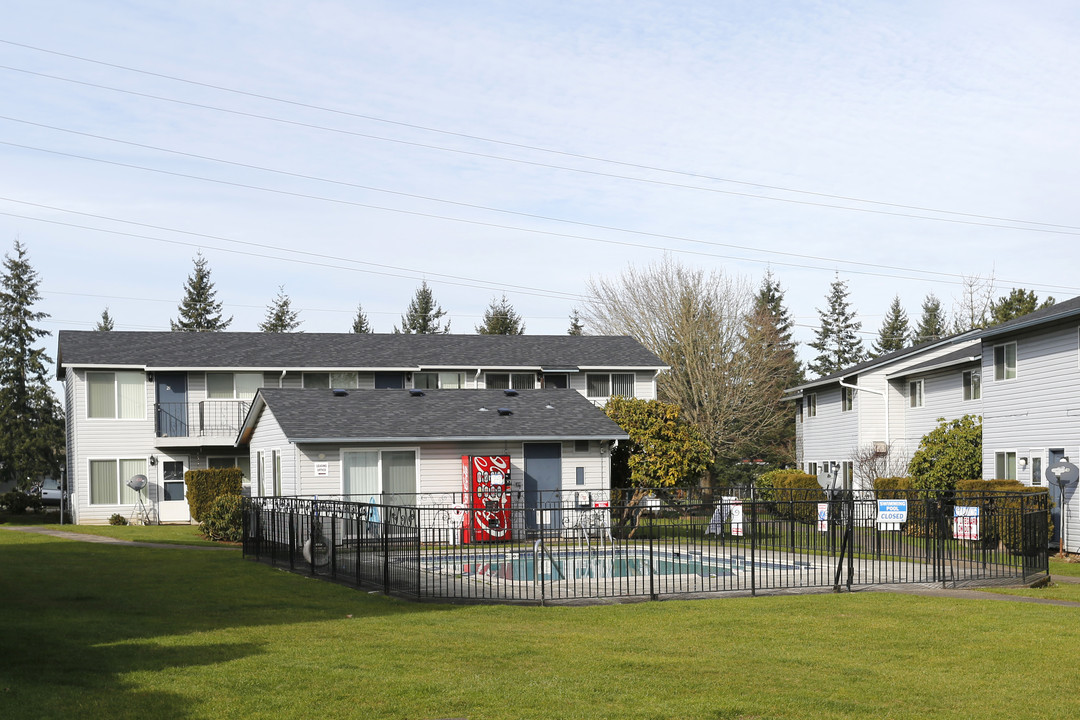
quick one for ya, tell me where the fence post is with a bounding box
[288,510,295,570]
[330,513,337,581]
[309,501,317,576]
[1020,493,1028,583]
[383,508,390,596]
[750,486,757,598]
[649,511,656,600]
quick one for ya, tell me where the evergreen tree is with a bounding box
[913,292,948,343]
[350,303,372,333]
[95,307,115,331]
[171,252,232,331]
[0,240,65,489]
[988,288,1055,326]
[567,309,585,336]
[476,294,524,335]
[747,269,802,464]
[258,286,301,333]
[871,295,910,357]
[394,281,450,334]
[807,275,865,378]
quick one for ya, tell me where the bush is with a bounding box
[908,415,982,492]
[0,490,41,514]
[185,467,244,522]
[756,469,824,523]
[200,493,244,542]
[872,476,913,496]
[955,479,1053,551]
[108,513,129,526]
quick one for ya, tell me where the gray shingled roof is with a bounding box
[884,345,981,379]
[979,294,1080,340]
[56,331,665,378]
[241,388,630,443]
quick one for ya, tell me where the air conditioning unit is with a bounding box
[872,441,888,456]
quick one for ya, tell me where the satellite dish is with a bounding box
[127,474,148,492]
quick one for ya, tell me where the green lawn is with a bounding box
[3,529,1079,720]
[0,513,222,547]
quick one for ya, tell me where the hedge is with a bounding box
[955,478,1053,551]
[756,469,824,523]
[200,493,244,542]
[185,467,244,522]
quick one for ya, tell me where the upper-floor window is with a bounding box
[414,372,465,389]
[586,373,635,398]
[87,371,145,419]
[486,373,535,390]
[303,372,358,389]
[806,393,817,418]
[841,387,854,412]
[542,373,569,389]
[908,380,924,408]
[963,370,981,401]
[994,342,1017,381]
[207,372,262,400]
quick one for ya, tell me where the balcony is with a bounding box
[155,401,250,444]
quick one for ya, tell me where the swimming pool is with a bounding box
[426,550,814,582]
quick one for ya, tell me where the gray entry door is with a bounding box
[524,443,562,533]
[156,373,188,437]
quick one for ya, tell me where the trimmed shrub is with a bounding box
[757,469,824,523]
[200,493,244,542]
[872,476,913,496]
[1,490,40,513]
[955,478,1053,551]
[108,513,129,526]
[185,467,244,522]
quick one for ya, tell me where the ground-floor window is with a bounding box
[995,451,1017,480]
[342,449,417,501]
[89,458,147,505]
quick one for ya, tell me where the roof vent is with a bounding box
[409,389,424,397]
[478,407,489,412]
[332,388,349,397]
[497,407,513,416]
[503,389,519,397]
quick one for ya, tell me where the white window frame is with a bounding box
[271,449,282,496]
[962,370,981,401]
[586,373,636,399]
[994,342,1017,381]
[414,372,466,390]
[255,450,265,497]
[340,447,420,501]
[841,387,854,412]
[806,393,817,418]
[303,372,359,389]
[86,371,146,420]
[485,372,536,390]
[995,451,1017,480]
[841,461,853,490]
[1029,449,1045,487]
[807,462,818,476]
[206,372,263,400]
[87,457,148,505]
[908,380,924,409]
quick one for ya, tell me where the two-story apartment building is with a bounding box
[57,331,665,525]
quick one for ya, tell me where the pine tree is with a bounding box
[807,275,865,378]
[747,270,802,464]
[476,294,524,335]
[350,303,372,333]
[258,286,301,333]
[394,281,450,334]
[754,269,801,385]
[871,295,910,357]
[171,252,232,331]
[567,309,584,336]
[0,240,65,489]
[913,292,948,344]
[95,307,115,331]
[988,288,1055,326]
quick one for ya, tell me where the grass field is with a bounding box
[2,528,1080,719]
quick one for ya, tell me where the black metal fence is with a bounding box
[242,487,1049,605]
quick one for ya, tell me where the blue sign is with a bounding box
[877,499,908,523]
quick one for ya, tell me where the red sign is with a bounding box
[461,455,512,543]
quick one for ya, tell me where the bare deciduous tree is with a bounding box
[582,257,791,464]
[952,272,996,333]
[851,442,909,487]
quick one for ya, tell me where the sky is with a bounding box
[3,0,1080,368]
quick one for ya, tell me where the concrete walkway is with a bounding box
[0,524,236,550]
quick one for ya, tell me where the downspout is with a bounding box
[475,368,482,388]
[279,369,287,387]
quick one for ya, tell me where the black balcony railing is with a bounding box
[156,401,249,438]
[242,487,1050,605]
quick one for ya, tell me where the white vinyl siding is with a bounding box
[87,371,145,419]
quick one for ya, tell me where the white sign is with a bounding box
[954,506,980,541]
[313,462,329,477]
[817,503,829,532]
[877,499,908,531]
[730,501,744,536]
